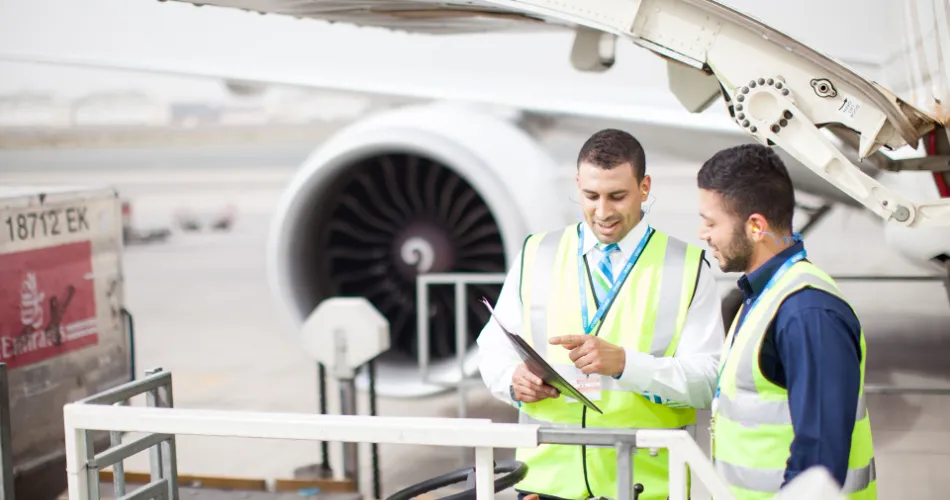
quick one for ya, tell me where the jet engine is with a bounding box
[266,103,567,397]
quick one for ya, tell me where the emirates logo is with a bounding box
[20,272,45,329]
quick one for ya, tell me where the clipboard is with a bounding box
[480,297,604,414]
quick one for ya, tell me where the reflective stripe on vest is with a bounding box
[716,389,868,426]
[513,225,703,500]
[711,263,876,499]
[525,229,560,351]
[519,412,698,437]
[715,459,876,495]
[519,411,580,428]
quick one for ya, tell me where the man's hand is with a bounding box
[512,363,559,403]
[549,335,626,377]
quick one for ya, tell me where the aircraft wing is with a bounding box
[2,0,949,227]
[165,0,950,228]
[162,0,942,134]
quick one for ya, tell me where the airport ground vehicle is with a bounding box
[0,186,134,500]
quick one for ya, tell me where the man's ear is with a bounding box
[640,174,652,201]
[747,214,768,241]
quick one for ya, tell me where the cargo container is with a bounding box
[0,185,134,500]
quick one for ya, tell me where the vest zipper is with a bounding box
[578,229,656,499]
[581,405,594,498]
[581,247,597,498]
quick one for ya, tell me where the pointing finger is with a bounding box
[550,335,586,348]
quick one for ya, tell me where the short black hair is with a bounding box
[697,143,795,231]
[577,128,646,180]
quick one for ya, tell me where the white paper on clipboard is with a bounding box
[479,297,604,414]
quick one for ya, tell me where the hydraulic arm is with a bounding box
[508,0,950,227]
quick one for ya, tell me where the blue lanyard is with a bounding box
[714,249,807,399]
[577,224,653,335]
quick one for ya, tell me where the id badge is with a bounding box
[565,368,602,403]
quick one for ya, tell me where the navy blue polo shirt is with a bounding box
[732,240,862,489]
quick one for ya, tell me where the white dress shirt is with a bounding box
[476,216,724,410]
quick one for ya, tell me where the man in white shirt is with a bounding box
[476,128,723,500]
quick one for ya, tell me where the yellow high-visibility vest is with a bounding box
[710,260,876,500]
[514,223,705,500]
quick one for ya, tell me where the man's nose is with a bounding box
[595,199,611,218]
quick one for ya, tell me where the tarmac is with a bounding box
[4,137,950,500]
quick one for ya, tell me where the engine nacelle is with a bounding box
[266,103,566,397]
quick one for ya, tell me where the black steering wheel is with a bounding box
[385,460,527,500]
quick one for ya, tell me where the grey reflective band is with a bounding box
[715,459,784,492]
[650,236,688,357]
[715,391,791,425]
[716,458,876,493]
[717,391,868,427]
[529,231,561,352]
[518,412,582,428]
[855,395,866,420]
[600,376,635,393]
[842,458,877,493]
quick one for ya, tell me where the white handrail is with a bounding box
[64,404,535,500]
[637,429,734,500]
[64,403,749,500]
[64,405,535,447]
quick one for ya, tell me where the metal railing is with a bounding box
[416,272,506,418]
[62,392,740,500]
[69,367,178,500]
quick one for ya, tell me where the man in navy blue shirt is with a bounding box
[696,143,868,493]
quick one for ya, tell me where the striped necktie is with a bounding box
[593,243,620,305]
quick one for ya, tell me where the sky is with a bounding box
[0,0,935,113]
